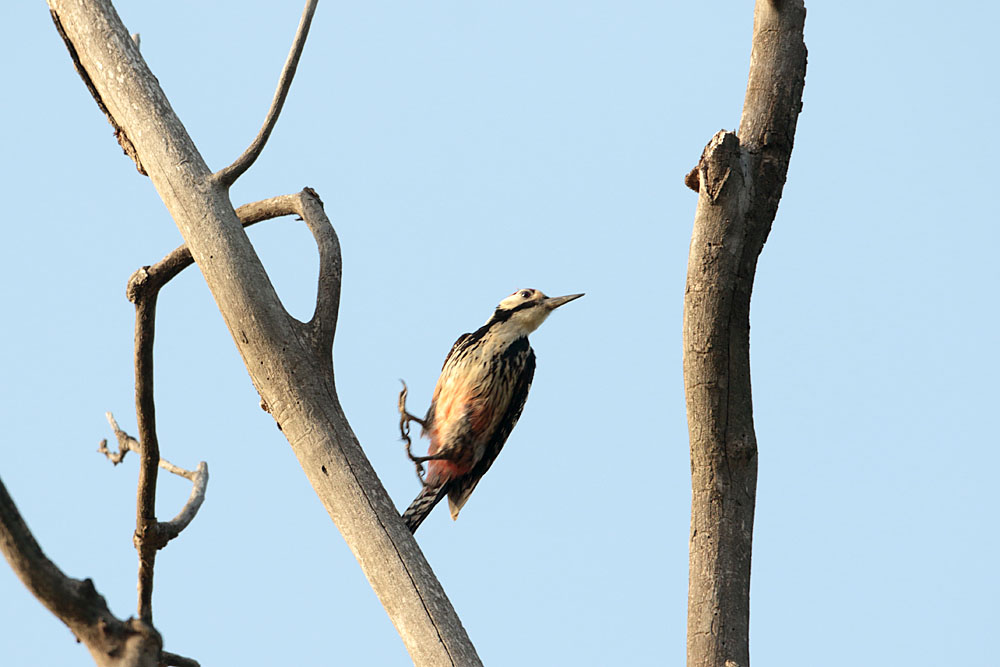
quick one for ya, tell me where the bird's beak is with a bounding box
[543,293,585,310]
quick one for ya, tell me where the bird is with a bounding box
[399,288,583,533]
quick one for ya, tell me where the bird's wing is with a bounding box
[447,346,536,519]
[441,332,472,369]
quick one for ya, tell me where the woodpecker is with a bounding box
[400,288,583,533]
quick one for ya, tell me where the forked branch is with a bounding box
[229,189,342,353]
[117,197,333,629]
[46,0,482,663]
[130,189,340,353]
[99,413,209,543]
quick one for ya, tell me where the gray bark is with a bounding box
[683,2,807,666]
[42,1,482,664]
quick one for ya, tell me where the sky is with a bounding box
[1,1,998,665]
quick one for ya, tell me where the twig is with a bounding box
[101,409,211,625]
[98,412,138,464]
[133,275,161,624]
[212,0,319,187]
[158,462,208,542]
[100,414,209,541]
[101,412,205,470]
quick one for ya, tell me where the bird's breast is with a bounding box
[424,338,525,479]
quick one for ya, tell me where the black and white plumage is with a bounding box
[401,288,583,533]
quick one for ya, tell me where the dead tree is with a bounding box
[683,2,807,666]
[0,1,481,665]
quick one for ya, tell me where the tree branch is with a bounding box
[47,1,481,663]
[100,413,209,544]
[223,189,342,353]
[132,267,161,624]
[130,188,340,355]
[0,476,162,667]
[212,0,318,187]
[683,2,806,666]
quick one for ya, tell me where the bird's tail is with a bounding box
[402,483,450,533]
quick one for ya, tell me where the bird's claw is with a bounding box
[398,379,431,483]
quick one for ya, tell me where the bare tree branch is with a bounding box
[119,193,320,612]
[46,1,482,663]
[132,271,161,624]
[212,0,319,187]
[132,189,341,353]
[100,413,209,544]
[224,189,342,353]
[158,462,208,540]
[683,1,806,666]
[0,476,162,667]
[295,188,341,354]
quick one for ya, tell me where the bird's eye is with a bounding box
[520,290,532,298]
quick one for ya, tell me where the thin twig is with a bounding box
[212,0,319,187]
[103,290,209,639]
[101,413,207,485]
[98,412,138,464]
[102,411,210,625]
[158,462,208,542]
[133,286,160,624]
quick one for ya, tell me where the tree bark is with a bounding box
[46,1,481,664]
[683,2,806,666]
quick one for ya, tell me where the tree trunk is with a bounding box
[683,2,807,666]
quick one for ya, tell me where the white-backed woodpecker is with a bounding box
[401,288,583,533]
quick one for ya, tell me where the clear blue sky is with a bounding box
[2,1,997,665]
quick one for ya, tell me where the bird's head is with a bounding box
[489,288,584,336]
